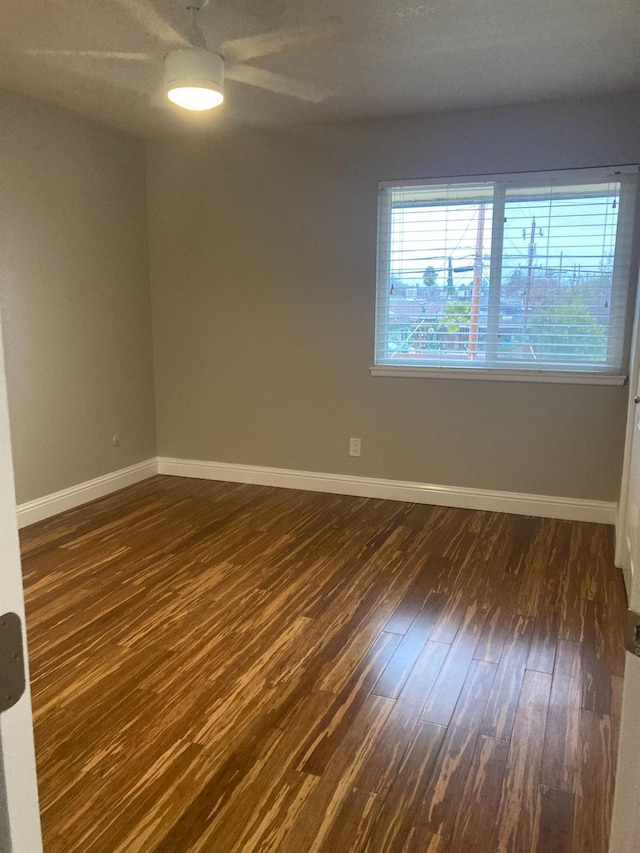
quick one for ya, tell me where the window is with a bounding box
[374,167,638,382]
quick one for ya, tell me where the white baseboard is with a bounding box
[157,456,616,525]
[17,459,159,528]
[18,455,616,529]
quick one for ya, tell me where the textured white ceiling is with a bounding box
[1,0,638,136]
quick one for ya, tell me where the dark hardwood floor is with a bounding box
[20,475,627,852]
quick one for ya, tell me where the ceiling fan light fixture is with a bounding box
[165,48,224,111]
[167,85,223,110]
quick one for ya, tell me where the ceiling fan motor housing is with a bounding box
[165,48,224,107]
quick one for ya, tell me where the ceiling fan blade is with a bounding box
[50,57,154,103]
[222,23,338,63]
[112,0,191,47]
[225,63,330,103]
[25,49,152,61]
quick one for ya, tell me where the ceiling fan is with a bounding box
[26,0,334,111]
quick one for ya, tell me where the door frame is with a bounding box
[615,264,640,582]
[0,314,42,851]
[610,266,640,852]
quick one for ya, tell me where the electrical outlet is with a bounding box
[349,437,361,457]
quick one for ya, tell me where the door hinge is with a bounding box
[626,609,640,658]
[0,613,26,713]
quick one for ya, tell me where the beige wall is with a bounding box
[0,91,156,504]
[147,93,640,502]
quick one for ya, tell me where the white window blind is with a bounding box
[375,167,638,379]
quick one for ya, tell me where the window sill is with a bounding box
[370,366,628,386]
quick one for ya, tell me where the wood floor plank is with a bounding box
[278,694,395,853]
[222,771,318,853]
[504,516,538,574]
[316,787,381,853]
[174,690,334,853]
[540,639,582,792]
[405,827,450,852]
[47,737,206,853]
[384,557,450,634]
[298,631,402,776]
[492,669,552,853]
[480,614,533,740]
[473,606,511,664]
[420,660,497,836]
[20,477,626,853]
[531,785,574,853]
[429,587,473,645]
[525,521,571,674]
[558,522,595,644]
[373,592,447,699]
[602,568,628,678]
[362,722,446,853]
[448,734,509,853]
[610,674,624,757]
[582,599,612,714]
[572,710,614,853]
[355,640,450,796]
[419,602,488,727]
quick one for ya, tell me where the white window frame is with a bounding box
[372,166,639,385]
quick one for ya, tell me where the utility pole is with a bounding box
[523,216,542,332]
[468,204,486,359]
